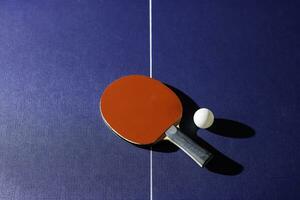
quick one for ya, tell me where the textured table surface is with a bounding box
[0,0,299,199]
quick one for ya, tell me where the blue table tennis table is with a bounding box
[0,0,299,199]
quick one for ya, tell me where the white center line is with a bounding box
[149,0,153,200]
[149,0,153,79]
[150,147,153,200]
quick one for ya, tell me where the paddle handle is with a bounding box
[165,125,212,167]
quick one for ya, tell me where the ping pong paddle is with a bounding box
[100,75,212,167]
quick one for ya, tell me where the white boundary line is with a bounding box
[149,0,153,200]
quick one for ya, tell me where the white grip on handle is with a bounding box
[165,125,212,167]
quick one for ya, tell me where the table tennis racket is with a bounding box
[100,75,212,167]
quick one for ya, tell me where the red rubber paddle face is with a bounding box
[100,75,183,145]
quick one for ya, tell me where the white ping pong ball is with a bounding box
[193,108,214,129]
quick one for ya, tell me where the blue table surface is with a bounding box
[0,0,299,199]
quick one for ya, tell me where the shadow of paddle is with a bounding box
[168,84,255,175]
